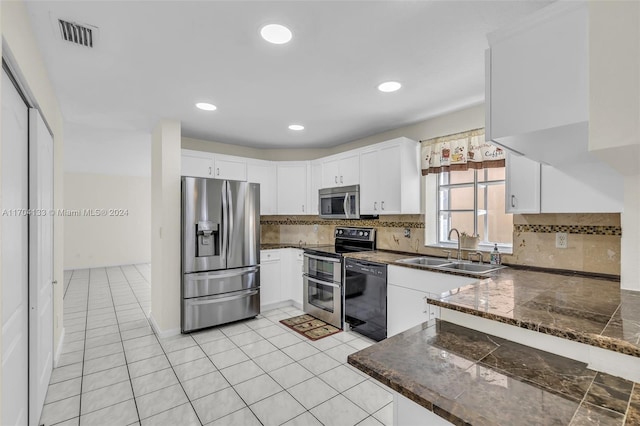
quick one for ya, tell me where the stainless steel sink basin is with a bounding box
[396,256,506,276]
[436,262,505,274]
[396,257,453,267]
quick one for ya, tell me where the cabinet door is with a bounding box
[489,3,588,140]
[215,156,247,181]
[505,151,540,214]
[309,161,323,215]
[181,153,214,178]
[290,249,304,307]
[338,153,360,186]
[378,145,401,214]
[247,161,277,215]
[387,284,429,337]
[260,250,282,308]
[359,150,379,215]
[277,163,309,215]
[321,159,340,188]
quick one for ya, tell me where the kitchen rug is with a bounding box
[280,314,341,341]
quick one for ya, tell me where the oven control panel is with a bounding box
[335,227,376,242]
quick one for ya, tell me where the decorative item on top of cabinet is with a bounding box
[359,137,421,215]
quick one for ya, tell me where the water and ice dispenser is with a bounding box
[196,221,219,257]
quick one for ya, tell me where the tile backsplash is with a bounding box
[261,213,621,276]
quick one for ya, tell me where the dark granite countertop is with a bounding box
[348,320,640,426]
[343,250,640,358]
[260,243,331,250]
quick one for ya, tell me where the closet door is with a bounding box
[29,109,54,425]
[1,67,29,426]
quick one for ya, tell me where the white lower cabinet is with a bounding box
[394,390,453,426]
[387,284,433,337]
[286,249,304,308]
[387,266,475,337]
[260,250,282,308]
[260,248,304,310]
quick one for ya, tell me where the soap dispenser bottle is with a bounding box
[490,244,501,265]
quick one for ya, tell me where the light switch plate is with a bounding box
[556,232,568,249]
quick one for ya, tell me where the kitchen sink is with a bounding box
[396,256,506,275]
[396,257,453,267]
[436,262,505,274]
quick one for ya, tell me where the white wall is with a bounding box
[63,123,151,269]
[64,173,150,269]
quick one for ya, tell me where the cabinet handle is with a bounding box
[423,296,428,313]
[335,176,338,184]
[381,201,385,211]
[511,195,516,208]
[374,201,377,211]
[340,175,343,184]
[217,167,220,176]
[302,205,305,213]
[208,166,212,175]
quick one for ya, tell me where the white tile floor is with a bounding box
[42,265,393,426]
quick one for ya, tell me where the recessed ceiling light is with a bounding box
[288,124,304,131]
[196,102,217,111]
[260,24,292,44]
[378,81,402,93]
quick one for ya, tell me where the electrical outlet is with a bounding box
[313,224,318,233]
[556,232,568,249]
[404,228,411,238]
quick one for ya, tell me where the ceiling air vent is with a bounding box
[58,19,96,48]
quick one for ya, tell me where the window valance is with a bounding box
[420,128,505,175]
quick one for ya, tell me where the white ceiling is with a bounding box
[26,0,551,150]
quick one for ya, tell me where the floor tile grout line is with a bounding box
[70,267,92,423]
[119,265,208,425]
[97,266,142,424]
[53,266,390,426]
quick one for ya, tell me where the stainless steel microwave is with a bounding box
[319,185,361,219]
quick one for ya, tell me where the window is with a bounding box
[436,167,513,249]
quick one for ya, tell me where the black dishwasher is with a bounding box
[344,258,387,342]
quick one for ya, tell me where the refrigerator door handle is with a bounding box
[221,181,229,262]
[189,289,259,305]
[227,181,234,260]
[185,266,259,281]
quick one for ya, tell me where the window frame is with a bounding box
[425,168,513,254]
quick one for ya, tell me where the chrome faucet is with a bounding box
[448,228,462,261]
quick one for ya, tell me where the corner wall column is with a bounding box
[150,120,182,336]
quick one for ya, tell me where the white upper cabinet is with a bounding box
[321,152,359,188]
[247,160,277,215]
[212,154,247,181]
[181,150,247,181]
[506,151,623,214]
[181,150,215,178]
[505,151,540,214]
[360,137,421,215]
[486,2,589,166]
[309,160,323,215]
[277,162,310,215]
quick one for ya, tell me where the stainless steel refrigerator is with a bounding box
[181,177,260,333]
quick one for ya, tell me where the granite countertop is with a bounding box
[260,243,332,250]
[343,250,640,358]
[348,320,640,426]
